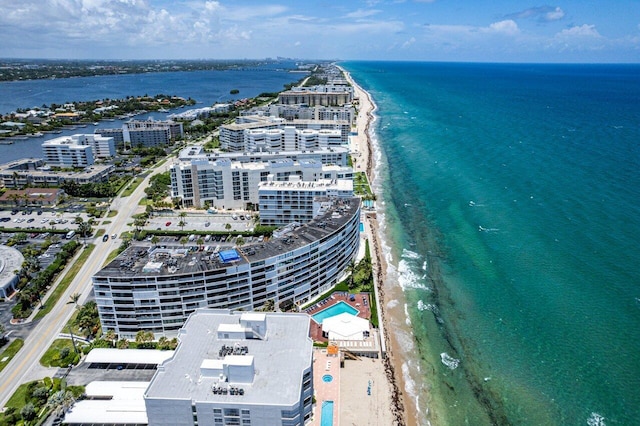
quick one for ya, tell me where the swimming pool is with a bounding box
[359,222,364,232]
[322,374,333,383]
[321,401,334,426]
[312,301,359,324]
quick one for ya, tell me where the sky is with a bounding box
[0,0,639,63]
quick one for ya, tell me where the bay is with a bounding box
[0,62,300,161]
[343,61,640,425]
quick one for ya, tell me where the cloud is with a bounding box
[557,24,601,38]
[486,20,520,36]
[345,9,382,19]
[506,6,565,22]
[402,37,416,48]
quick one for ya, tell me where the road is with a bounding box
[0,167,161,408]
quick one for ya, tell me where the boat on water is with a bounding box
[93,122,99,126]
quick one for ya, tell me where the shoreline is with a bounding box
[340,65,417,426]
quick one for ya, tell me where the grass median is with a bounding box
[120,177,144,197]
[33,244,96,321]
[0,338,24,373]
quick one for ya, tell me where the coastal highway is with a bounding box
[0,164,165,408]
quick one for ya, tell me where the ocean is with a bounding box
[343,62,640,425]
[0,62,299,161]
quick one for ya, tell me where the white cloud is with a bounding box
[545,7,565,21]
[486,20,520,36]
[402,37,416,48]
[345,9,381,19]
[557,24,601,38]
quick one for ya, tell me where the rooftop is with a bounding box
[144,309,312,406]
[95,197,359,278]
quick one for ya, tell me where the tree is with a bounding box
[196,237,204,249]
[74,301,100,338]
[179,236,188,249]
[21,402,37,422]
[68,293,81,308]
[346,259,357,290]
[261,299,275,312]
[104,329,117,346]
[225,223,232,231]
[151,235,159,247]
[116,338,129,349]
[178,211,187,231]
[135,330,154,349]
[235,236,245,247]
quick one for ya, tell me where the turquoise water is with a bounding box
[312,301,359,324]
[321,401,334,426]
[322,374,334,383]
[344,62,640,425]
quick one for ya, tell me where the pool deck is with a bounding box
[311,348,341,426]
[305,292,372,343]
[311,347,395,426]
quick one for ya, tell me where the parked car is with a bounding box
[103,234,109,242]
[165,221,172,227]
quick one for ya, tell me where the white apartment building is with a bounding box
[170,157,353,209]
[244,127,343,152]
[42,136,94,168]
[123,120,184,147]
[144,309,313,426]
[179,145,350,167]
[220,117,350,152]
[93,197,360,338]
[278,84,354,106]
[258,180,354,226]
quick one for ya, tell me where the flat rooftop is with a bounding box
[95,197,359,278]
[144,309,312,406]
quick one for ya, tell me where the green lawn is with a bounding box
[107,210,118,218]
[120,177,144,197]
[0,338,24,373]
[40,339,79,367]
[94,228,106,237]
[34,244,96,321]
[103,248,121,267]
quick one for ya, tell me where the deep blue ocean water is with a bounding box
[343,61,640,425]
[0,62,300,161]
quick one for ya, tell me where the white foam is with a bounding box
[387,299,399,310]
[587,412,606,426]
[404,303,412,326]
[440,352,460,370]
[398,259,429,290]
[402,248,421,260]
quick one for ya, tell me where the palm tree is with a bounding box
[104,329,117,347]
[179,237,188,249]
[346,259,357,290]
[68,293,81,308]
[178,211,187,231]
[151,235,159,247]
[196,237,204,250]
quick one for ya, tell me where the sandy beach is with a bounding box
[339,67,413,426]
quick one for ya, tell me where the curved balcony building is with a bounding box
[93,197,360,339]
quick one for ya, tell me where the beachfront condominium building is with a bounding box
[219,116,349,152]
[170,156,353,209]
[123,120,184,147]
[240,104,356,123]
[92,197,360,338]
[144,309,313,426]
[258,180,354,226]
[42,136,94,168]
[278,84,354,107]
[178,145,350,167]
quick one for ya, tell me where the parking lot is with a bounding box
[0,209,91,231]
[146,211,255,233]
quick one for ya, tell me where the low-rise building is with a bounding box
[0,188,63,207]
[0,158,113,188]
[144,309,313,426]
